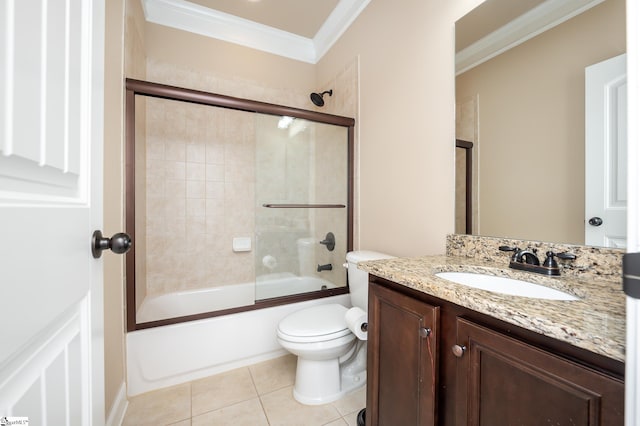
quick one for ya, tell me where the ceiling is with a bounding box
[142,0,370,63]
[455,0,546,52]
[455,0,606,74]
[187,0,340,39]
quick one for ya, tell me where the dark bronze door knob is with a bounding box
[92,230,132,258]
[588,217,603,226]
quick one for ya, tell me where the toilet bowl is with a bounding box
[277,250,394,405]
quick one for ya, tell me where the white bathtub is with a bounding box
[127,276,348,396]
[137,274,336,323]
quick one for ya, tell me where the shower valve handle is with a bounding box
[319,232,336,251]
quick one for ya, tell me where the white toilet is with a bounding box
[276,250,393,405]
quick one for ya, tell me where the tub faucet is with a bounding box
[317,263,333,272]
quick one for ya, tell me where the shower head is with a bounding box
[310,90,333,107]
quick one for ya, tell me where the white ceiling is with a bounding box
[455,0,606,74]
[187,0,340,39]
[142,0,370,64]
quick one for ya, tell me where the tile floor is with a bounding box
[122,354,366,426]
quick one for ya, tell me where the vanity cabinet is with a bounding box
[366,276,624,426]
[366,282,440,426]
[455,317,624,425]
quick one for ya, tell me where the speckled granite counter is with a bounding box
[359,251,626,362]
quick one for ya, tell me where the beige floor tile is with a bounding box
[168,420,191,426]
[323,419,348,426]
[260,386,341,426]
[342,409,363,426]
[249,354,296,395]
[191,397,268,426]
[191,367,258,416]
[123,383,191,426]
[331,386,366,416]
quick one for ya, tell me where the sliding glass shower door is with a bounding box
[125,79,354,330]
[254,115,350,300]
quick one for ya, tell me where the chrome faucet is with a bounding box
[499,246,576,276]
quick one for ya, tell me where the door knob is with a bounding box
[588,217,603,226]
[451,344,466,358]
[92,230,132,258]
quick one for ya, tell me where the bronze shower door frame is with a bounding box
[124,78,355,331]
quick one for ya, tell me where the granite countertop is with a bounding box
[359,255,626,362]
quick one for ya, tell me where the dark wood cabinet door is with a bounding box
[455,317,624,426]
[367,283,440,426]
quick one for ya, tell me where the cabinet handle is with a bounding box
[451,344,466,358]
[420,327,432,338]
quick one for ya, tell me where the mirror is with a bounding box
[455,0,626,247]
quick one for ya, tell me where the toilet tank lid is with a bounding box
[346,250,394,263]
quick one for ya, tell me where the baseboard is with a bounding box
[105,382,128,426]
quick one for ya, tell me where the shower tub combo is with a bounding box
[125,79,356,396]
[128,278,349,396]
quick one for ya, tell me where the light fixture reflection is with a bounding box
[278,116,294,129]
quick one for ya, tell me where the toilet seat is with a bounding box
[277,304,351,343]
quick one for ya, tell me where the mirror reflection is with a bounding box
[455,0,626,247]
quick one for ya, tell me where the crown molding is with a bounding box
[313,0,371,61]
[142,0,370,64]
[455,0,605,75]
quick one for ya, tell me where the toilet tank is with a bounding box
[347,250,394,311]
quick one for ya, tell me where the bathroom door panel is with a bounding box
[585,53,627,248]
[0,0,105,423]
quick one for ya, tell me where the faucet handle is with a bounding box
[543,251,577,268]
[543,251,559,268]
[499,245,520,262]
[557,252,577,260]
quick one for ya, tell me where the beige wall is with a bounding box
[316,0,484,257]
[104,0,126,417]
[145,23,316,103]
[456,0,625,244]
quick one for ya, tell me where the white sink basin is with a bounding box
[435,272,579,301]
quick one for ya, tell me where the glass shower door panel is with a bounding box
[255,114,349,301]
[134,96,256,323]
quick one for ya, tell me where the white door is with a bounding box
[0,0,105,424]
[626,0,640,423]
[585,53,627,248]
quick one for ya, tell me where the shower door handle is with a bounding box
[92,230,132,258]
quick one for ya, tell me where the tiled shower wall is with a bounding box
[142,99,255,296]
[137,59,357,298]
